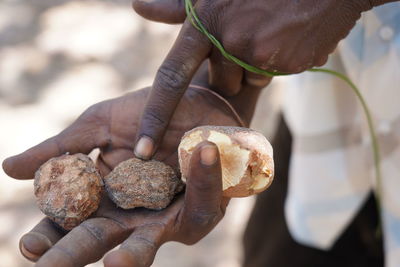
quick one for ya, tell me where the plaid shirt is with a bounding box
[282,2,400,266]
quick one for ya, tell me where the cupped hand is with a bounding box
[17,142,225,267]
[131,0,378,160]
[2,84,255,267]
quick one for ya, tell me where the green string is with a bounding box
[185,0,382,214]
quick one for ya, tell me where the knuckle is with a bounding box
[180,211,221,245]
[274,55,307,73]
[155,64,188,94]
[82,104,100,119]
[123,223,165,249]
[181,234,201,245]
[142,107,168,129]
[222,31,251,54]
[189,210,220,229]
[252,50,271,65]
[53,135,67,155]
[130,235,157,250]
[282,48,316,73]
[196,0,220,33]
[251,47,277,70]
[315,55,329,67]
[285,63,303,73]
[80,220,104,242]
[245,74,271,87]
[84,103,100,115]
[189,178,216,193]
[287,58,312,73]
[80,103,107,125]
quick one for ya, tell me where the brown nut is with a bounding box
[178,126,274,197]
[34,153,103,230]
[104,158,184,210]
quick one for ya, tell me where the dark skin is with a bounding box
[2,72,269,266]
[132,0,398,160]
[5,0,397,264]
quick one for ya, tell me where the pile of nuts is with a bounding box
[34,126,274,230]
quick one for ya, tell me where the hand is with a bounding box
[131,0,376,160]
[2,84,256,267]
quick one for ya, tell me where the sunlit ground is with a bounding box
[0,0,282,266]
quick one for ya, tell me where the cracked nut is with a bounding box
[178,126,274,197]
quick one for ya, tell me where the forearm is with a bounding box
[369,0,399,7]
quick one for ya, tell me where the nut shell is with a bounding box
[34,153,103,230]
[104,158,183,210]
[178,126,274,197]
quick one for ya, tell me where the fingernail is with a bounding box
[134,136,154,160]
[20,233,52,262]
[200,145,218,166]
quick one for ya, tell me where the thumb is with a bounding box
[2,109,109,180]
[180,141,224,243]
[185,141,222,212]
[132,0,194,24]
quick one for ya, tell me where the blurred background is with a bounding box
[0,0,282,266]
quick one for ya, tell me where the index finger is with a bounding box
[134,19,211,160]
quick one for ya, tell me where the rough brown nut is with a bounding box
[34,153,103,230]
[104,158,183,210]
[178,126,274,197]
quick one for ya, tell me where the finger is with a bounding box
[185,141,222,216]
[103,224,164,267]
[209,52,244,96]
[35,218,130,267]
[99,149,135,170]
[180,141,223,243]
[134,20,211,160]
[314,54,329,67]
[224,71,271,125]
[132,0,190,24]
[19,218,65,262]
[2,109,109,180]
[243,70,272,88]
[96,154,113,177]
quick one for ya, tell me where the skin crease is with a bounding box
[2,66,270,267]
[131,0,399,160]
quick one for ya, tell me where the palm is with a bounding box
[3,85,244,267]
[93,86,241,174]
[77,85,241,258]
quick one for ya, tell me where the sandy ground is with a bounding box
[0,1,282,266]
